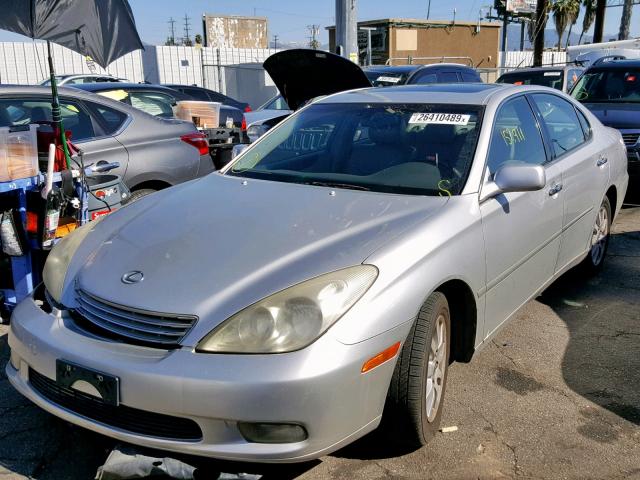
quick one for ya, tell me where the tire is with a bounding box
[382,291,451,447]
[580,196,612,275]
[126,188,156,204]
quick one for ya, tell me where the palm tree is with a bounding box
[579,0,597,45]
[552,0,581,51]
[618,0,633,40]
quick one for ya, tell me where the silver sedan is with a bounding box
[7,83,628,463]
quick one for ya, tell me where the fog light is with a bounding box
[238,422,308,444]
[9,349,21,370]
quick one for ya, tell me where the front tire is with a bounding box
[580,196,611,275]
[383,291,451,447]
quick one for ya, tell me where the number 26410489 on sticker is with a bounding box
[408,113,470,125]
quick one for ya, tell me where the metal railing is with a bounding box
[385,56,474,66]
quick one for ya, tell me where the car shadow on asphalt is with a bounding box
[537,227,640,431]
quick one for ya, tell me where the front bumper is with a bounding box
[7,295,410,463]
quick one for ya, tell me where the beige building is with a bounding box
[202,14,268,48]
[327,18,501,68]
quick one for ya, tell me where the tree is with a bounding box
[618,0,633,40]
[579,0,597,45]
[552,0,580,51]
[195,34,203,45]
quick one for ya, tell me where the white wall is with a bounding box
[0,42,144,84]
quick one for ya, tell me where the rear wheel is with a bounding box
[580,196,611,275]
[383,291,451,447]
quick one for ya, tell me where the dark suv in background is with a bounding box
[571,59,640,199]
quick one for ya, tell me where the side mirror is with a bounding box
[480,164,546,202]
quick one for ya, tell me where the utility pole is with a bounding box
[533,0,548,67]
[592,0,606,43]
[183,13,192,46]
[335,0,358,62]
[273,34,279,49]
[168,17,176,46]
[427,0,432,19]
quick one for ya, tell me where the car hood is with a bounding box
[583,102,640,129]
[263,49,371,110]
[64,174,447,344]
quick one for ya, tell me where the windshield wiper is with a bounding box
[306,181,371,191]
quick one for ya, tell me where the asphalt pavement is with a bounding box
[1,206,639,480]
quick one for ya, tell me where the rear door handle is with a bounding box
[597,156,608,167]
[549,183,563,196]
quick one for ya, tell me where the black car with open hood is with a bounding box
[263,49,372,111]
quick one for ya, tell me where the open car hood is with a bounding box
[263,49,371,110]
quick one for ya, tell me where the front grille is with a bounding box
[29,368,202,441]
[72,290,197,348]
[622,133,639,146]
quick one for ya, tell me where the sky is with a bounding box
[0,0,637,46]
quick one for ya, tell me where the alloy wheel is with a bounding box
[590,205,609,266]
[426,313,447,422]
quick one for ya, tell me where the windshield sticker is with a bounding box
[408,113,470,125]
[376,75,402,83]
[543,72,562,76]
[501,126,525,145]
[438,179,452,197]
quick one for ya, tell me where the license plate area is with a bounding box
[56,359,119,406]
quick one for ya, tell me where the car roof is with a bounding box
[0,85,160,116]
[499,65,580,75]
[317,83,511,105]
[74,82,172,92]
[585,59,640,70]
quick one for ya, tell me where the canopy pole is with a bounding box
[46,41,71,169]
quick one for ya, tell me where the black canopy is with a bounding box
[0,0,143,68]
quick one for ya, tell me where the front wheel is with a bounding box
[580,196,611,275]
[382,291,451,447]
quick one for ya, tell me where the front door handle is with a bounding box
[597,156,608,167]
[548,183,563,196]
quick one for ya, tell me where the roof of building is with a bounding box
[327,18,501,29]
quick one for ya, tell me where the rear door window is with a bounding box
[530,93,586,158]
[86,102,128,135]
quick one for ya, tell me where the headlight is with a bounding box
[197,265,378,353]
[42,218,103,303]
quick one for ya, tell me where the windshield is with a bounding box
[497,70,564,90]
[228,103,483,196]
[571,68,640,103]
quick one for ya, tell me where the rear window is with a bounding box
[497,70,565,90]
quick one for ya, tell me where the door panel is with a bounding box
[481,163,564,338]
[530,94,609,270]
[481,95,563,338]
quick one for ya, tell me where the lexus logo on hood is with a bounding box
[121,271,144,284]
